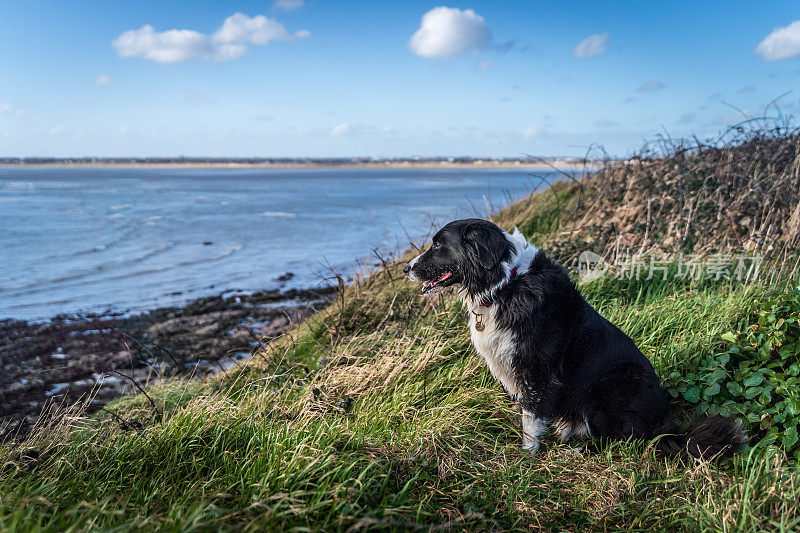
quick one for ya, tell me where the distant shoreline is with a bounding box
[0,160,599,170]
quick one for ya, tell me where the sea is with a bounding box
[0,166,553,321]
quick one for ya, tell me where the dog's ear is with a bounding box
[463,222,508,269]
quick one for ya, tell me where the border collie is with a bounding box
[404,218,745,458]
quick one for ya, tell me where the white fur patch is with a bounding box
[504,226,539,276]
[522,409,547,454]
[468,303,520,399]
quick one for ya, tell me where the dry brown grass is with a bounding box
[498,125,800,271]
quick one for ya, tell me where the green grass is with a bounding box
[2,190,799,531]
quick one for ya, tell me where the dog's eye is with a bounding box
[432,241,441,249]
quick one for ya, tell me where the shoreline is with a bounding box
[0,161,597,170]
[0,285,336,437]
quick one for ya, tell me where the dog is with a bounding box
[404,218,745,458]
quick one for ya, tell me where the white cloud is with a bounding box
[637,80,666,93]
[113,25,211,63]
[112,13,309,63]
[272,0,304,11]
[754,21,800,61]
[476,58,494,71]
[330,123,350,136]
[49,126,64,136]
[0,103,10,114]
[408,7,490,58]
[212,13,307,44]
[573,33,610,59]
[94,74,112,87]
[15,109,28,117]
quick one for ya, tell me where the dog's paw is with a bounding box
[522,439,540,455]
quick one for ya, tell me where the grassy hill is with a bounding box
[2,129,800,531]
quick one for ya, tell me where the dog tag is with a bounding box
[473,312,485,331]
[475,322,485,332]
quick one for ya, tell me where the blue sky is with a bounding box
[2,1,800,157]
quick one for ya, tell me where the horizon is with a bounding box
[2,1,800,158]
[0,154,589,162]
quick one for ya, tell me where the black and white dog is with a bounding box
[404,218,745,458]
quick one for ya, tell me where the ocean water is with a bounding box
[0,166,550,320]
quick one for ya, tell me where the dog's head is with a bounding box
[403,218,515,297]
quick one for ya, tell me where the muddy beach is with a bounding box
[0,285,336,438]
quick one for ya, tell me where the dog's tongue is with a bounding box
[422,272,452,292]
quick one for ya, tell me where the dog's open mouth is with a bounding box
[421,271,452,294]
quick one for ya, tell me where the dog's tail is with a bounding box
[653,415,747,460]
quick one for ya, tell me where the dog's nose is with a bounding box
[403,264,411,275]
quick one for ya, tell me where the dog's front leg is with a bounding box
[521,409,546,455]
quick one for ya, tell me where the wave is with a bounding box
[261,211,296,218]
[0,239,177,294]
[37,226,139,262]
[2,242,242,297]
[3,181,35,190]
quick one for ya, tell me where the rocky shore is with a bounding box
[0,284,336,439]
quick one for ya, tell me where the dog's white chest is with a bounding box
[469,307,519,399]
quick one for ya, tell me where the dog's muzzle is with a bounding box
[403,254,423,281]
